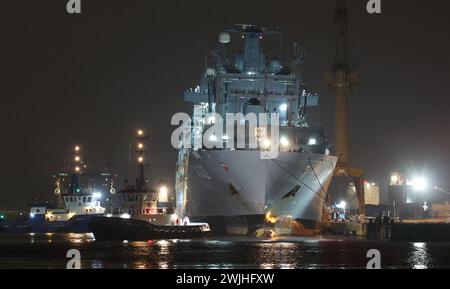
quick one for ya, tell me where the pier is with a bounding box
[321,220,450,242]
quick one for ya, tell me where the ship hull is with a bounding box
[177,150,337,236]
[0,214,103,234]
[89,217,209,241]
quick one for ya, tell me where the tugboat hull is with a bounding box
[90,217,209,241]
[0,214,103,234]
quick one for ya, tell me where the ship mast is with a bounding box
[102,158,115,194]
[70,145,83,195]
[136,129,148,190]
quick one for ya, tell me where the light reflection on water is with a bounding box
[0,233,449,269]
[260,263,274,269]
[66,233,95,244]
[410,242,430,269]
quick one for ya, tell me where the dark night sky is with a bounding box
[1,0,449,209]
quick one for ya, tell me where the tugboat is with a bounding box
[90,130,210,241]
[3,145,111,233]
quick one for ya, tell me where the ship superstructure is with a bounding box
[176,24,338,235]
[106,130,175,225]
[17,146,109,233]
[49,145,109,219]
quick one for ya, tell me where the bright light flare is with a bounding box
[308,138,317,145]
[92,192,102,199]
[265,211,277,224]
[391,175,398,183]
[159,185,168,202]
[206,116,216,124]
[280,136,289,147]
[261,138,271,149]
[336,201,346,210]
[279,103,288,112]
[411,177,427,191]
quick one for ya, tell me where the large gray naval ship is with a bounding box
[175,24,338,235]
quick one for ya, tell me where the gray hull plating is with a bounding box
[180,150,337,223]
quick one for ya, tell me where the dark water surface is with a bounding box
[0,233,449,269]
